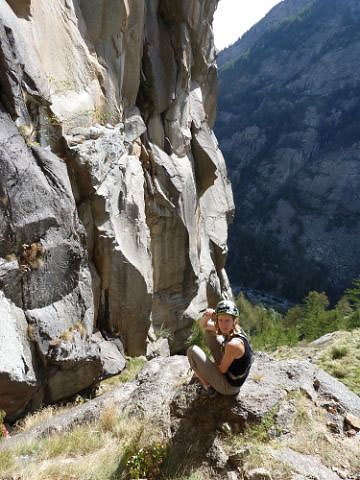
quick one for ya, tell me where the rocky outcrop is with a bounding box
[216,0,360,302]
[0,0,233,419]
[3,354,360,479]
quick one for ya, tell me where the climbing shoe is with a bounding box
[199,386,217,399]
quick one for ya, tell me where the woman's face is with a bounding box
[217,314,235,335]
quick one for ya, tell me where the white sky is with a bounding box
[213,0,283,50]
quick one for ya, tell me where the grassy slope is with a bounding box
[274,329,360,396]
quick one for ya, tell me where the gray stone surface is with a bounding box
[314,368,360,417]
[0,0,233,419]
[146,337,171,360]
[271,448,341,480]
[92,332,126,377]
[0,292,39,419]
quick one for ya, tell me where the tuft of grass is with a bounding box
[16,405,67,433]
[4,253,16,262]
[59,327,74,342]
[99,403,118,433]
[154,324,175,346]
[330,365,347,379]
[39,424,104,459]
[115,356,147,383]
[0,450,15,473]
[15,444,121,480]
[244,447,293,480]
[230,408,279,448]
[330,345,349,359]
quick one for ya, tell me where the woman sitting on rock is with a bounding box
[187,300,253,398]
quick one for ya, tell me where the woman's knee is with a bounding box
[187,344,201,360]
[187,344,206,367]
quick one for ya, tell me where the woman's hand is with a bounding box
[199,308,216,331]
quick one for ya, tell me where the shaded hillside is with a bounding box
[217,0,315,68]
[215,0,360,301]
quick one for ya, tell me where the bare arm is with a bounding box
[199,308,216,332]
[218,339,245,374]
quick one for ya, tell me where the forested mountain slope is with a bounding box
[216,0,360,301]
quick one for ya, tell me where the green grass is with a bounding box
[229,408,279,448]
[317,330,360,395]
[100,356,147,390]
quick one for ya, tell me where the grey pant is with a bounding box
[187,330,240,396]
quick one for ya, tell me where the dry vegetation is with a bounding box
[1,407,165,480]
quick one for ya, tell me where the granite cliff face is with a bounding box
[0,0,234,419]
[216,0,360,302]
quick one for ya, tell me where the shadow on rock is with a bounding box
[163,382,244,477]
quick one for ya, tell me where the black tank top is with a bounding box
[224,333,253,387]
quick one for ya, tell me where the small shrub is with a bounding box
[155,324,175,346]
[99,404,118,433]
[186,321,211,357]
[126,442,168,480]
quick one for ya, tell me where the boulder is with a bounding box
[92,332,126,377]
[0,292,39,420]
[146,337,171,360]
[271,448,341,480]
[314,368,360,416]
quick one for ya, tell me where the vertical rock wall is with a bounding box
[0,0,234,419]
